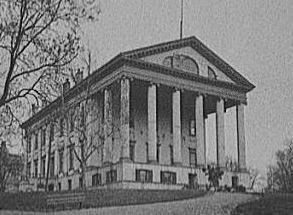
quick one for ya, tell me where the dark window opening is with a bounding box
[106,170,117,183]
[42,129,46,146]
[69,145,74,170]
[60,118,64,136]
[160,171,176,184]
[41,156,46,177]
[170,145,174,165]
[92,173,101,186]
[34,132,38,150]
[34,159,38,178]
[130,142,135,162]
[135,169,153,183]
[59,148,64,173]
[68,179,72,190]
[157,144,161,163]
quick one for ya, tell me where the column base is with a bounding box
[119,157,132,163]
[173,162,182,167]
[148,160,158,165]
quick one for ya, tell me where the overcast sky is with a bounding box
[83,0,293,175]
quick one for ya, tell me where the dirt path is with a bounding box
[1,192,259,215]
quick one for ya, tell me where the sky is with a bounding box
[81,0,293,176]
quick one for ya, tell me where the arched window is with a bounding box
[181,56,199,74]
[162,55,199,74]
[208,67,217,80]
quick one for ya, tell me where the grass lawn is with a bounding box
[0,189,206,211]
[232,193,293,215]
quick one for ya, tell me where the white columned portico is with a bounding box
[237,103,246,171]
[120,78,130,161]
[195,94,206,166]
[216,98,225,168]
[148,84,157,162]
[104,87,113,164]
[172,89,182,164]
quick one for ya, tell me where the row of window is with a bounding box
[90,169,177,187]
[28,145,196,178]
[27,104,86,153]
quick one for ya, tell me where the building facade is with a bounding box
[21,36,254,191]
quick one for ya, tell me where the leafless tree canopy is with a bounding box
[267,140,293,192]
[0,0,100,140]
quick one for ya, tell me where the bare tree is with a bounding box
[0,141,23,192]
[0,0,101,140]
[267,139,293,192]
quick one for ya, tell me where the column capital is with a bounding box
[149,82,160,87]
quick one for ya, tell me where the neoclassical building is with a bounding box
[21,36,254,191]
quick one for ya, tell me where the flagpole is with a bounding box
[180,0,183,39]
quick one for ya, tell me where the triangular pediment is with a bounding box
[122,36,255,90]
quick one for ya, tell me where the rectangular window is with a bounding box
[135,169,153,183]
[50,124,54,142]
[130,142,135,162]
[49,156,55,177]
[27,162,31,178]
[60,118,64,136]
[80,105,85,127]
[41,129,46,146]
[157,144,161,163]
[189,148,197,166]
[70,111,75,132]
[106,170,117,183]
[92,173,101,186]
[27,136,31,153]
[69,145,74,170]
[146,142,149,163]
[59,148,64,173]
[34,159,38,178]
[68,179,72,191]
[189,119,196,136]
[79,177,83,188]
[160,171,176,184]
[34,132,38,150]
[41,156,46,177]
[170,145,174,165]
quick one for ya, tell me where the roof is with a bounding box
[21,36,255,129]
[121,36,255,90]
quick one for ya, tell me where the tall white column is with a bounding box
[148,84,157,162]
[216,98,225,168]
[120,78,130,161]
[195,94,206,166]
[172,90,182,164]
[54,149,59,176]
[45,127,49,177]
[237,103,246,171]
[31,134,35,177]
[104,88,112,164]
[37,131,41,178]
